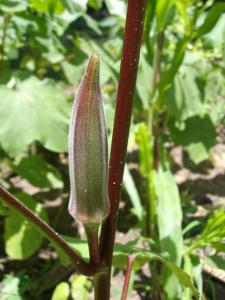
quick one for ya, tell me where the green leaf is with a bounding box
[88,0,103,10]
[61,0,88,12]
[205,255,225,271]
[191,255,203,296]
[104,0,126,19]
[0,201,9,216]
[135,123,153,177]
[195,3,225,38]
[4,193,48,259]
[156,0,175,30]
[169,115,216,164]
[194,209,225,250]
[0,76,70,157]
[51,282,70,300]
[174,0,193,27]
[165,66,204,121]
[0,0,27,12]
[136,52,153,109]
[82,14,102,35]
[71,275,91,300]
[154,170,183,299]
[159,36,190,92]
[55,236,89,266]
[29,0,64,14]
[14,154,63,189]
[123,165,143,221]
[0,275,22,300]
[182,255,193,300]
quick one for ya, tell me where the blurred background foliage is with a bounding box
[0,0,225,299]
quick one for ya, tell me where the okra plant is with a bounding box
[0,1,148,299]
[1,0,224,299]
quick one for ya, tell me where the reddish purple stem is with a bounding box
[97,1,147,299]
[121,255,136,300]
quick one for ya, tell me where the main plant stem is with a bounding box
[94,1,147,299]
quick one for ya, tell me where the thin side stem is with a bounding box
[121,255,136,300]
[85,225,101,266]
[0,186,96,276]
[97,1,147,299]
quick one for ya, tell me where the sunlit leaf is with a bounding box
[29,0,64,14]
[14,155,63,189]
[71,275,91,300]
[154,170,183,299]
[0,76,70,157]
[123,165,143,221]
[195,3,225,38]
[51,282,70,300]
[4,193,48,259]
[169,115,216,164]
[88,0,103,10]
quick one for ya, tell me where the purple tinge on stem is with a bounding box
[68,54,110,225]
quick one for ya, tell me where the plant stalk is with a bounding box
[120,255,136,300]
[85,225,101,266]
[96,1,147,299]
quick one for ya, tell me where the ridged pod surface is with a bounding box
[68,54,109,225]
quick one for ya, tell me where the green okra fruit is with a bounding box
[68,54,110,225]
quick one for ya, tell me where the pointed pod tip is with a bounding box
[90,53,100,63]
[85,54,100,79]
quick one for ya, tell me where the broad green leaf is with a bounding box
[4,193,48,259]
[165,66,204,121]
[61,0,88,12]
[154,170,183,299]
[14,154,63,189]
[0,275,22,300]
[51,282,70,300]
[123,165,143,221]
[61,61,86,84]
[169,115,216,164]
[71,275,91,300]
[29,0,64,14]
[0,76,70,157]
[104,0,126,19]
[195,3,225,38]
[204,13,225,45]
[88,0,103,10]
[0,0,27,12]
